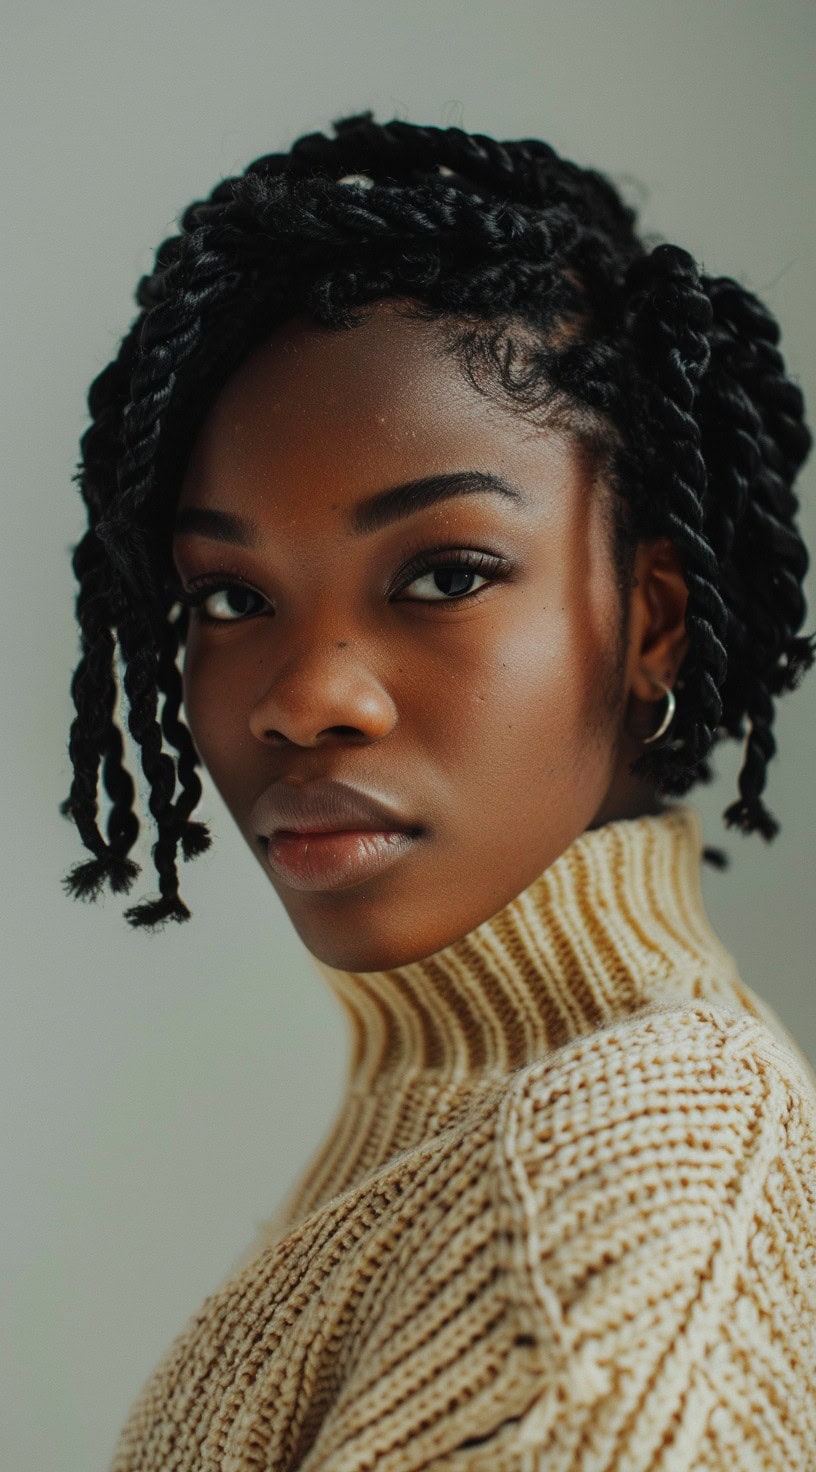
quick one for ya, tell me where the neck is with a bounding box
[283,803,747,1227]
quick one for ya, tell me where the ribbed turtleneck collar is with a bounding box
[309,802,746,1090]
[259,803,769,1234]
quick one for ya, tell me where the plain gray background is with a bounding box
[3,2,814,1468]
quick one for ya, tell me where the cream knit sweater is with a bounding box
[110,803,816,1471]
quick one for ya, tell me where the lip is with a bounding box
[250,777,421,840]
[264,828,418,892]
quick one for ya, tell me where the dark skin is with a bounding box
[172,300,689,972]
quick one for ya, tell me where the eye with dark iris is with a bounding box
[395,552,504,603]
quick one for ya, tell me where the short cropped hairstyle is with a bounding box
[61,113,815,930]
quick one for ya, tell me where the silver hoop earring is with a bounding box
[641,681,676,745]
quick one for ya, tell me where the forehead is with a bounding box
[182,304,505,482]
[176,300,599,539]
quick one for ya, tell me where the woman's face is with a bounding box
[173,300,683,970]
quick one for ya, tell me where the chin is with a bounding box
[296,912,446,974]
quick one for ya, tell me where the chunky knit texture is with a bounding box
[110,803,816,1471]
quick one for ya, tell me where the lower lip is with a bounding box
[265,829,418,891]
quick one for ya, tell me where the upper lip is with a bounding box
[251,779,420,838]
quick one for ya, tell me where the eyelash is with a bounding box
[173,546,510,624]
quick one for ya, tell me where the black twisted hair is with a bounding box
[61,111,815,931]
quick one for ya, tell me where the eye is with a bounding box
[394,550,507,605]
[174,575,267,624]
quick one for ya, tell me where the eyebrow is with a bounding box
[172,470,526,545]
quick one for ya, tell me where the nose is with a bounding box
[247,638,399,747]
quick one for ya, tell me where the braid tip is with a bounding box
[723,796,780,842]
[179,820,212,860]
[777,633,816,693]
[108,854,142,893]
[123,893,192,929]
[62,857,110,902]
[62,852,141,902]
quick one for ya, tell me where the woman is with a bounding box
[62,114,816,1469]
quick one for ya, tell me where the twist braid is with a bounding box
[156,609,211,854]
[96,236,240,602]
[707,278,812,681]
[696,275,815,836]
[60,535,140,898]
[621,244,729,787]
[228,169,584,271]
[285,113,641,253]
[113,601,189,927]
[61,327,146,901]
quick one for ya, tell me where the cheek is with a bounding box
[441,597,614,754]
[516,629,606,764]
[427,582,621,836]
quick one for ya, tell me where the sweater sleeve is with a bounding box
[494,1003,816,1471]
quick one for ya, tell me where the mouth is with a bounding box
[262,827,421,892]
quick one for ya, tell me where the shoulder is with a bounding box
[492,1002,816,1232]
[485,1002,816,1457]
[491,999,800,1229]
[498,999,816,1144]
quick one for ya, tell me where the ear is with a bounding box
[623,538,690,740]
